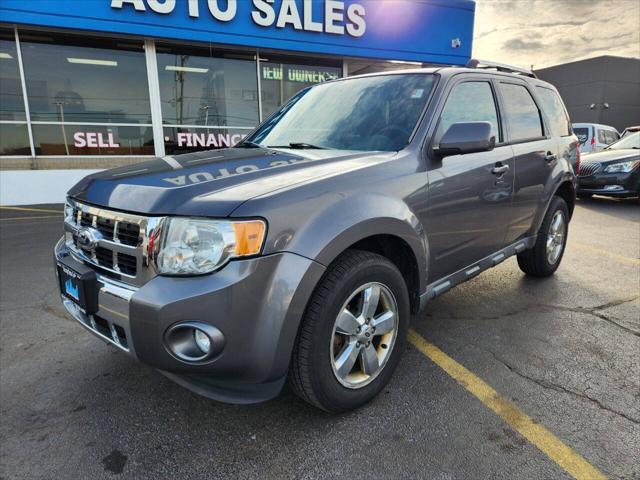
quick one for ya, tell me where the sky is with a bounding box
[473,0,640,69]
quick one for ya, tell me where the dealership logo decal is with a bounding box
[163,158,310,186]
[111,0,366,37]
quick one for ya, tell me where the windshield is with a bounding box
[246,74,436,152]
[605,131,640,150]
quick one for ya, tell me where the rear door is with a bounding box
[423,76,514,282]
[497,81,558,245]
[535,85,578,174]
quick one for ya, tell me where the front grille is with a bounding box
[579,162,600,177]
[64,200,163,286]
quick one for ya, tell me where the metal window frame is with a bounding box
[13,26,35,157]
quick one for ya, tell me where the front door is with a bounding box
[423,78,514,282]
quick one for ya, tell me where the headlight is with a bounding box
[156,218,266,275]
[603,160,639,173]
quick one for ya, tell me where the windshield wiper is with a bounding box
[268,142,327,150]
[236,141,263,148]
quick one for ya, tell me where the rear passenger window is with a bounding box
[500,83,544,142]
[536,87,571,136]
[437,81,500,143]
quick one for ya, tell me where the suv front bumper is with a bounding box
[54,237,325,404]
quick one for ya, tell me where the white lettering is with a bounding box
[164,175,186,186]
[218,134,230,147]
[177,132,190,147]
[206,133,219,147]
[147,0,175,14]
[73,132,87,148]
[235,165,259,174]
[325,0,344,35]
[207,0,237,22]
[302,0,323,32]
[188,0,199,17]
[346,3,366,37]
[276,0,302,30]
[188,172,215,183]
[251,0,275,27]
[86,133,98,148]
[230,134,244,145]
[110,0,146,11]
[192,133,206,147]
[98,133,110,148]
[107,132,120,147]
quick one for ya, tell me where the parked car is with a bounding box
[54,60,578,412]
[577,132,640,199]
[621,126,640,138]
[573,123,620,153]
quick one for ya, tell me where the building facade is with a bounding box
[0,0,475,204]
[535,56,640,132]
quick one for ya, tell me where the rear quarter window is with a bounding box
[536,87,571,136]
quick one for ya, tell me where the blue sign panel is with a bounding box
[0,0,475,64]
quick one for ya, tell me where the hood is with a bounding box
[69,148,394,217]
[581,149,640,165]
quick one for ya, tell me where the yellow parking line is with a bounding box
[408,330,607,480]
[571,241,640,266]
[0,215,62,221]
[0,206,62,213]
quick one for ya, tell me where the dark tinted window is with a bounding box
[438,81,500,143]
[536,87,570,136]
[20,32,151,123]
[249,74,436,152]
[500,83,544,141]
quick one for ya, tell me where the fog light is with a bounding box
[164,321,225,364]
[194,329,211,353]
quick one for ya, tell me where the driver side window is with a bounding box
[437,81,501,145]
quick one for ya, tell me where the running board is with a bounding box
[419,237,536,310]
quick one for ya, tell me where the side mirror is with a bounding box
[433,122,496,158]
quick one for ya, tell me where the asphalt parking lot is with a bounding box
[1,198,638,480]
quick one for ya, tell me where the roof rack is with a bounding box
[465,59,537,78]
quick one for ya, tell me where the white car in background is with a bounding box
[573,123,620,154]
[572,123,620,153]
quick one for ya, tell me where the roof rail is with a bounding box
[465,58,537,78]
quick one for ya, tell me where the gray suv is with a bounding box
[54,60,579,412]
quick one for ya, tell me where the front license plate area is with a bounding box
[57,256,99,314]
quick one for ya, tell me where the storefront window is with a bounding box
[260,58,341,119]
[20,32,151,124]
[156,43,259,128]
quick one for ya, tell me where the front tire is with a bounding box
[517,196,569,277]
[289,250,410,413]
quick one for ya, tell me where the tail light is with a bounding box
[591,137,596,146]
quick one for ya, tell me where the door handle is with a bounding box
[545,152,557,162]
[492,164,509,175]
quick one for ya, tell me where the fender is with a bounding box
[272,193,429,295]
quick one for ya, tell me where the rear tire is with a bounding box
[517,196,569,277]
[289,249,409,413]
